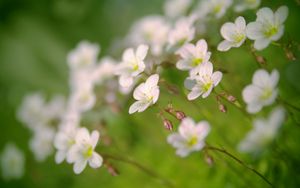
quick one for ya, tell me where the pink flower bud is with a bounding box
[219,104,227,113]
[163,119,173,131]
[227,95,236,102]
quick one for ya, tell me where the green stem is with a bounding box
[205,146,274,188]
[103,154,176,188]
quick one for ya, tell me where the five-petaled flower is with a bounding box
[67,128,103,174]
[246,6,289,50]
[129,74,160,114]
[184,62,223,100]
[242,69,279,113]
[167,117,210,157]
[176,39,211,76]
[218,16,247,51]
[116,44,149,88]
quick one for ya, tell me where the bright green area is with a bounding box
[1,0,300,188]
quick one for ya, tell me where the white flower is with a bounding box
[116,44,149,88]
[196,0,233,19]
[176,39,211,75]
[167,117,210,157]
[1,143,25,180]
[238,106,285,154]
[67,128,103,174]
[184,62,222,100]
[129,74,160,114]
[217,16,247,51]
[29,126,55,162]
[54,125,78,164]
[127,16,170,56]
[234,0,261,12]
[242,69,279,113]
[67,41,100,70]
[246,6,289,50]
[167,17,195,48]
[164,0,192,18]
[69,86,96,113]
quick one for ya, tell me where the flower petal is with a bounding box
[246,22,264,40]
[217,40,232,51]
[212,71,223,86]
[88,152,103,168]
[90,130,99,148]
[122,48,135,62]
[275,6,288,24]
[73,159,87,174]
[136,44,149,60]
[254,38,270,50]
[55,150,66,164]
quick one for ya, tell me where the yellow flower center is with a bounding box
[202,82,212,92]
[213,5,222,14]
[187,137,198,147]
[84,146,93,158]
[192,58,203,66]
[264,27,278,38]
[260,88,272,100]
[234,34,245,43]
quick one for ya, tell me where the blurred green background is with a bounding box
[1,0,300,187]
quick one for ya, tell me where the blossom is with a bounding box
[1,143,25,180]
[184,62,222,100]
[234,0,261,12]
[176,39,211,75]
[129,74,160,114]
[242,69,279,113]
[92,56,117,84]
[116,44,149,88]
[167,117,210,157]
[67,128,103,174]
[196,0,233,19]
[69,84,96,113]
[238,107,285,154]
[246,6,289,50]
[217,16,247,51]
[67,41,100,70]
[29,126,55,162]
[54,125,78,164]
[164,0,192,18]
[127,16,170,56]
[167,17,195,48]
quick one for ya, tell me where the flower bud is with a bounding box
[163,119,173,131]
[219,104,227,113]
[285,49,296,61]
[205,154,214,166]
[227,95,236,102]
[256,55,266,65]
[175,111,186,120]
[105,163,119,176]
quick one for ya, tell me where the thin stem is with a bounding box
[277,98,300,112]
[102,154,176,188]
[205,145,274,188]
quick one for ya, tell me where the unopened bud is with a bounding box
[227,95,236,102]
[105,164,119,176]
[175,111,186,120]
[163,119,173,131]
[256,55,266,65]
[205,155,214,166]
[285,49,296,61]
[219,104,227,113]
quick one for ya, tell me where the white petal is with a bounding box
[235,16,246,31]
[252,69,270,87]
[254,38,271,50]
[76,128,90,143]
[119,75,133,88]
[246,22,264,40]
[270,25,284,41]
[136,44,149,60]
[212,71,223,86]
[221,23,236,41]
[195,121,211,139]
[129,101,150,114]
[66,145,79,163]
[176,148,190,157]
[176,60,191,70]
[90,130,99,148]
[133,83,145,100]
[202,86,213,98]
[73,159,87,174]
[184,78,196,90]
[88,152,103,168]
[256,7,274,23]
[152,88,160,104]
[275,6,288,24]
[247,103,262,114]
[187,89,201,100]
[196,39,207,53]
[55,150,66,164]
[217,40,232,51]
[176,43,194,59]
[270,69,280,88]
[145,74,159,87]
[199,62,213,76]
[122,48,135,62]
[242,85,261,104]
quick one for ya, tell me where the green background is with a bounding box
[1,0,300,187]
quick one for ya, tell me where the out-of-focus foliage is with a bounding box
[1,0,300,188]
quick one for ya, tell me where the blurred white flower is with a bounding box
[246,6,289,50]
[196,0,233,19]
[218,16,247,51]
[1,143,25,180]
[29,126,55,162]
[127,16,170,56]
[67,128,103,174]
[184,62,222,100]
[54,124,78,164]
[167,17,195,48]
[234,0,261,12]
[92,57,117,84]
[242,69,279,113]
[176,39,211,76]
[167,117,210,157]
[67,41,100,70]
[164,0,192,18]
[129,74,160,114]
[116,44,149,88]
[69,86,96,113]
[238,106,285,154]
